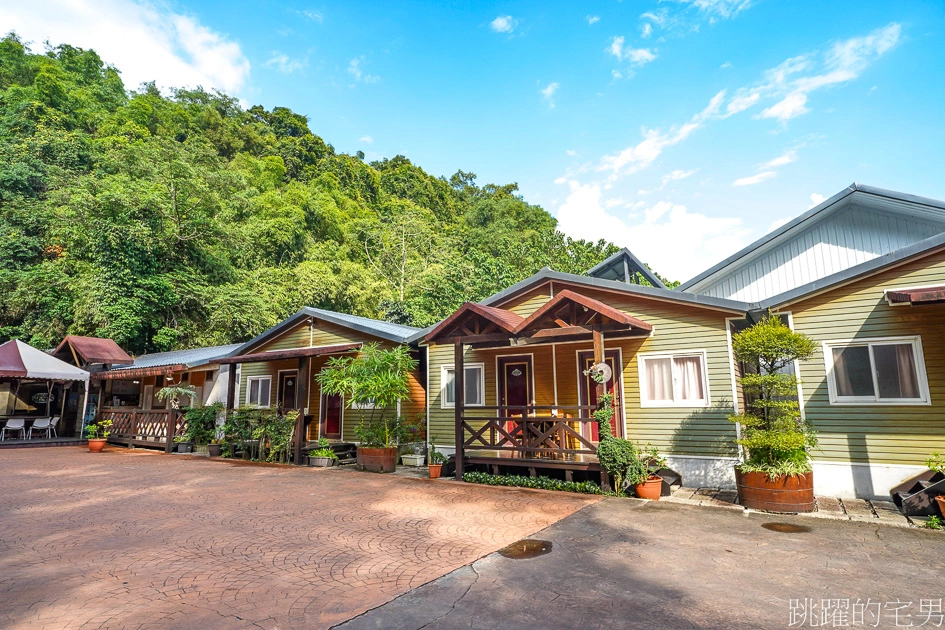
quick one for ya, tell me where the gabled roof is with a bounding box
[52,336,133,365]
[587,248,666,289]
[480,268,750,314]
[515,289,652,335]
[231,307,420,357]
[678,183,945,294]
[108,344,242,372]
[425,303,524,343]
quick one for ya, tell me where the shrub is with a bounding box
[182,402,223,446]
[927,453,945,475]
[463,472,603,495]
[729,314,818,478]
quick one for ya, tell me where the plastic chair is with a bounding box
[1,418,26,440]
[28,417,52,439]
[49,416,60,438]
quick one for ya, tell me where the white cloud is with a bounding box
[608,36,657,66]
[490,15,517,33]
[641,23,653,38]
[294,8,323,23]
[728,23,901,123]
[265,52,304,74]
[586,15,600,25]
[767,217,792,232]
[566,149,578,157]
[540,82,559,108]
[556,181,751,280]
[0,0,251,93]
[347,56,379,84]
[596,91,725,180]
[733,171,777,186]
[809,193,827,208]
[661,169,696,187]
[359,135,374,144]
[720,61,732,69]
[762,149,797,169]
[678,0,753,19]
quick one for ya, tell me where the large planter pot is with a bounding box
[309,456,334,467]
[177,442,193,454]
[735,468,815,513]
[88,439,106,453]
[935,495,945,517]
[634,475,663,500]
[358,446,398,473]
[428,463,442,479]
[208,444,223,457]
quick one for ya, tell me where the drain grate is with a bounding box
[761,522,811,533]
[498,539,553,559]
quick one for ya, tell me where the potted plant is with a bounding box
[174,436,193,453]
[208,440,223,457]
[629,443,668,500]
[155,384,198,409]
[317,343,418,473]
[85,419,112,453]
[182,402,223,454]
[401,442,426,467]
[729,314,818,513]
[308,438,338,467]
[428,437,446,478]
[929,453,945,516]
[590,389,638,495]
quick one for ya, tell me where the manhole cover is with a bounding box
[762,522,811,533]
[498,539,553,559]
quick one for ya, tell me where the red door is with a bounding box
[498,356,532,438]
[320,391,342,440]
[578,350,622,441]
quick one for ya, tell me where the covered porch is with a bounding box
[426,290,654,483]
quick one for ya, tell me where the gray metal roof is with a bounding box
[109,344,242,371]
[480,268,750,313]
[587,248,667,289]
[677,183,945,293]
[231,307,421,356]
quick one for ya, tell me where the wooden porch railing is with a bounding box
[99,409,186,453]
[459,405,600,460]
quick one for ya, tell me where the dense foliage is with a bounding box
[0,35,655,353]
[729,314,818,477]
[463,472,603,495]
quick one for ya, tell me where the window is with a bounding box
[826,337,929,405]
[638,352,709,407]
[441,363,485,408]
[246,376,271,407]
[351,398,376,410]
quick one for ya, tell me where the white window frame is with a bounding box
[245,376,272,407]
[351,398,377,410]
[441,363,486,409]
[823,336,931,406]
[637,350,711,408]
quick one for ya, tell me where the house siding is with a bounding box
[427,283,738,457]
[786,245,945,466]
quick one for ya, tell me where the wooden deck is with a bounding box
[99,409,186,452]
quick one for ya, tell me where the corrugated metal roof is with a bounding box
[303,308,419,341]
[109,344,242,371]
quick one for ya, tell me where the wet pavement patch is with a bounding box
[761,522,812,533]
[499,539,553,559]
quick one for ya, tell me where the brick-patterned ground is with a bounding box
[0,448,598,629]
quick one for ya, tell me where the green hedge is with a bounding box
[463,472,603,495]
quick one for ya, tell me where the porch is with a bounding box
[426,290,654,483]
[97,408,186,452]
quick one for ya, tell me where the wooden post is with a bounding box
[293,356,308,465]
[225,363,237,411]
[129,409,137,448]
[164,409,174,453]
[454,341,465,481]
[593,328,606,436]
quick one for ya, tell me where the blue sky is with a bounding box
[5,0,945,281]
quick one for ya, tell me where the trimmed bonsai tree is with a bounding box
[729,314,818,479]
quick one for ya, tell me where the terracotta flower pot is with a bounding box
[358,446,398,473]
[88,439,106,453]
[935,495,945,517]
[634,475,663,500]
[735,468,815,513]
[428,463,442,479]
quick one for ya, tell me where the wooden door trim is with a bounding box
[576,348,625,438]
[277,369,299,410]
[318,387,344,440]
[495,354,535,414]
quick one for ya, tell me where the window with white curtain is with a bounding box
[246,376,271,407]
[441,364,485,408]
[825,336,929,405]
[638,352,709,407]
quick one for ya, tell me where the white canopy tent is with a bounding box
[0,340,91,435]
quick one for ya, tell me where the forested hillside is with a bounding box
[0,35,658,354]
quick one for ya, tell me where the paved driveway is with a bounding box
[340,498,945,629]
[0,448,598,629]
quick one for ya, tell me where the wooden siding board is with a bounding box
[789,246,945,465]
